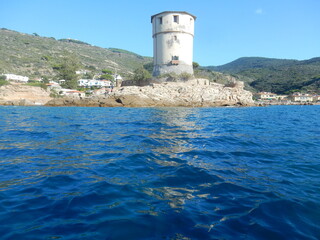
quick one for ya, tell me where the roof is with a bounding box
[151,11,196,22]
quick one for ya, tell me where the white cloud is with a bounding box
[255,8,263,15]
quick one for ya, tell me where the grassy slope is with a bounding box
[2,28,319,94]
[0,29,152,78]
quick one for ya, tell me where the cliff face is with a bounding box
[46,79,254,107]
[0,84,52,106]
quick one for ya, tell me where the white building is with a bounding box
[60,89,85,98]
[76,70,91,75]
[78,79,112,88]
[4,74,29,83]
[313,95,320,102]
[254,92,278,100]
[291,93,314,102]
[151,11,196,76]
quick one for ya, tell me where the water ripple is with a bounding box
[0,106,319,239]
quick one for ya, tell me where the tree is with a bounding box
[41,76,49,83]
[100,74,113,80]
[53,54,81,89]
[143,62,154,74]
[193,62,200,69]
[102,69,113,74]
[133,67,152,82]
[83,72,94,79]
[0,75,8,86]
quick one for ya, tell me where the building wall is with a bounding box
[292,96,313,102]
[4,74,29,82]
[152,12,195,76]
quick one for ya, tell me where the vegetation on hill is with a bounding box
[205,57,320,94]
[53,54,81,89]
[0,28,152,81]
[1,28,319,94]
[58,38,91,45]
[133,67,152,82]
[0,75,8,86]
[207,57,299,73]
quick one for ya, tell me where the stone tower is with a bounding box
[151,11,196,77]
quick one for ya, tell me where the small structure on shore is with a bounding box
[151,11,196,77]
[4,74,29,83]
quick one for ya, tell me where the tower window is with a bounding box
[158,17,162,24]
[171,56,179,65]
[174,35,177,41]
[173,15,179,24]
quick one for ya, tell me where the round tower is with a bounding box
[151,11,196,77]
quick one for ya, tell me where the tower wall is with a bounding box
[151,11,196,77]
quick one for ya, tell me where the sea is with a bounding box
[0,105,319,240]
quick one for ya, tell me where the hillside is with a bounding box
[204,57,320,94]
[2,28,319,94]
[207,57,301,73]
[0,28,152,79]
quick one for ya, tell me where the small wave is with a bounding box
[0,106,319,239]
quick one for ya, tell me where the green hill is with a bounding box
[2,28,319,94]
[207,57,299,73]
[0,28,152,79]
[205,57,320,94]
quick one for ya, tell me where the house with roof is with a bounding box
[313,95,320,102]
[60,89,85,98]
[291,93,314,102]
[254,92,278,100]
[78,79,112,88]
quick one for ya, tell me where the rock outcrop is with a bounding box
[45,96,122,107]
[0,84,52,106]
[0,79,254,107]
[46,79,254,107]
[112,80,253,107]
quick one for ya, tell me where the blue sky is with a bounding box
[1,0,319,66]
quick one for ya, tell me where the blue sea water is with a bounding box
[0,105,319,240]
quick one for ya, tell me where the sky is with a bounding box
[1,0,319,66]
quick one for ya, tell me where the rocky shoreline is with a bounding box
[0,79,255,107]
[46,80,255,107]
[0,84,52,106]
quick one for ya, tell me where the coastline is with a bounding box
[0,80,255,108]
[1,81,319,108]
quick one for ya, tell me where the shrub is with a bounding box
[133,67,152,82]
[102,69,112,74]
[26,82,47,90]
[0,75,7,81]
[0,75,8,86]
[193,62,200,69]
[224,81,237,88]
[179,72,193,81]
[100,74,113,80]
[155,72,193,82]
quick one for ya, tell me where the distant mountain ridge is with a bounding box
[207,57,299,73]
[204,57,320,94]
